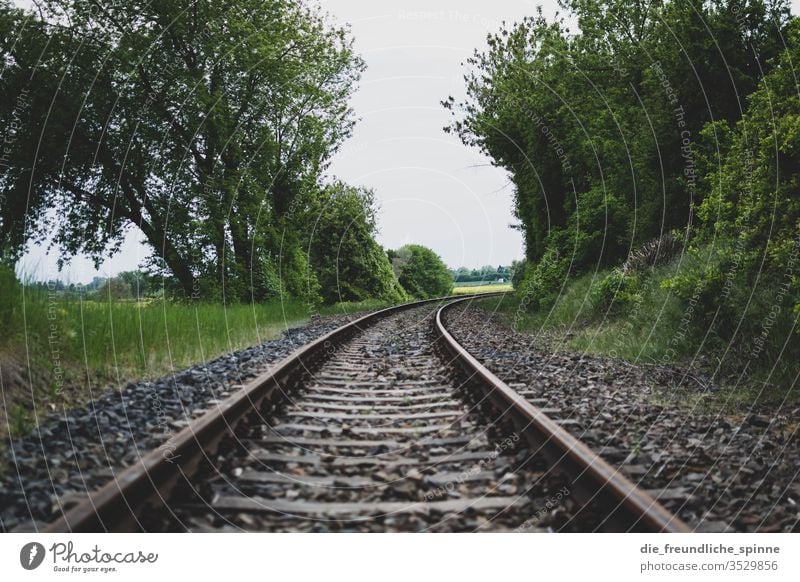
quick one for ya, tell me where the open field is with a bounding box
[452,283,512,295]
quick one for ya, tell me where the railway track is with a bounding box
[42,295,689,532]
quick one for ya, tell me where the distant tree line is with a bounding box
[26,271,157,300]
[450,265,514,283]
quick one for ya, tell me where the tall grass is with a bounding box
[317,298,390,317]
[73,298,314,377]
[0,265,375,436]
[0,266,401,381]
[0,265,400,442]
[480,252,798,405]
[492,258,708,364]
[2,284,309,379]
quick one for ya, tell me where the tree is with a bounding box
[671,17,800,326]
[95,277,132,300]
[510,260,526,289]
[305,183,405,304]
[453,266,471,282]
[0,0,364,301]
[390,244,452,299]
[445,0,790,308]
[116,270,153,299]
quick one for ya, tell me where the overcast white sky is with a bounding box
[316,0,549,271]
[18,0,800,283]
[20,0,551,283]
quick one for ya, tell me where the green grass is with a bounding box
[67,298,312,375]
[0,266,394,440]
[488,259,710,366]
[476,254,798,409]
[453,283,513,295]
[512,267,686,363]
[317,298,390,316]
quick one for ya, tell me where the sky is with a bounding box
[19,0,552,283]
[316,0,548,271]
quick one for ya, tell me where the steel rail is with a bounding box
[41,291,688,532]
[41,294,484,532]
[434,295,690,532]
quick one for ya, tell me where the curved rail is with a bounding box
[434,295,690,532]
[42,291,688,532]
[41,294,487,532]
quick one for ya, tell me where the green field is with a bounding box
[453,283,512,295]
[0,267,389,438]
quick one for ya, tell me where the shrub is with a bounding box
[306,184,405,305]
[623,232,686,275]
[662,242,800,380]
[510,259,526,289]
[389,244,453,299]
[0,264,22,336]
[516,247,568,311]
[590,268,642,313]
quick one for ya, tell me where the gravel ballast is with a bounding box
[165,305,591,532]
[444,303,800,532]
[0,313,357,532]
[5,299,797,532]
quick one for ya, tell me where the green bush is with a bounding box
[663,243,800,359]
[306,184,406,305]
[0,264,21,334]
[590,268,642,313]
[275,241,321,306]
[622,232,686,275]
[389,244,453,299]
[516,247,568,311]
[510,259,526,290]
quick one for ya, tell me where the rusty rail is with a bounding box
[41,295,483,532]
[42,291,688,532]
[434,295,690,532]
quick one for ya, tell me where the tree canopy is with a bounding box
[446,0,792,309]
[1,0,375,303]
[305,183,406,304]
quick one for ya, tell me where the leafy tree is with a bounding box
[390,244,452,299]
[668,17,800,331]
[305,183,405,304]
[116,270,154,299]
[510,260,526,289]
[452,265,514,283]
[445,0,790,309]
[453,266,471,281]
[95,277,132,300]
[0,0,363,301]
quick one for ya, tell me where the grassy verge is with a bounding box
[0,268,392,441]
[316,298,391,316]
[476,257,798,410]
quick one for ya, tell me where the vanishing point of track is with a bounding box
[42,295,689,533]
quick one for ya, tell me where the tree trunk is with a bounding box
[140,219,195,296]
[126,204,195,297]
